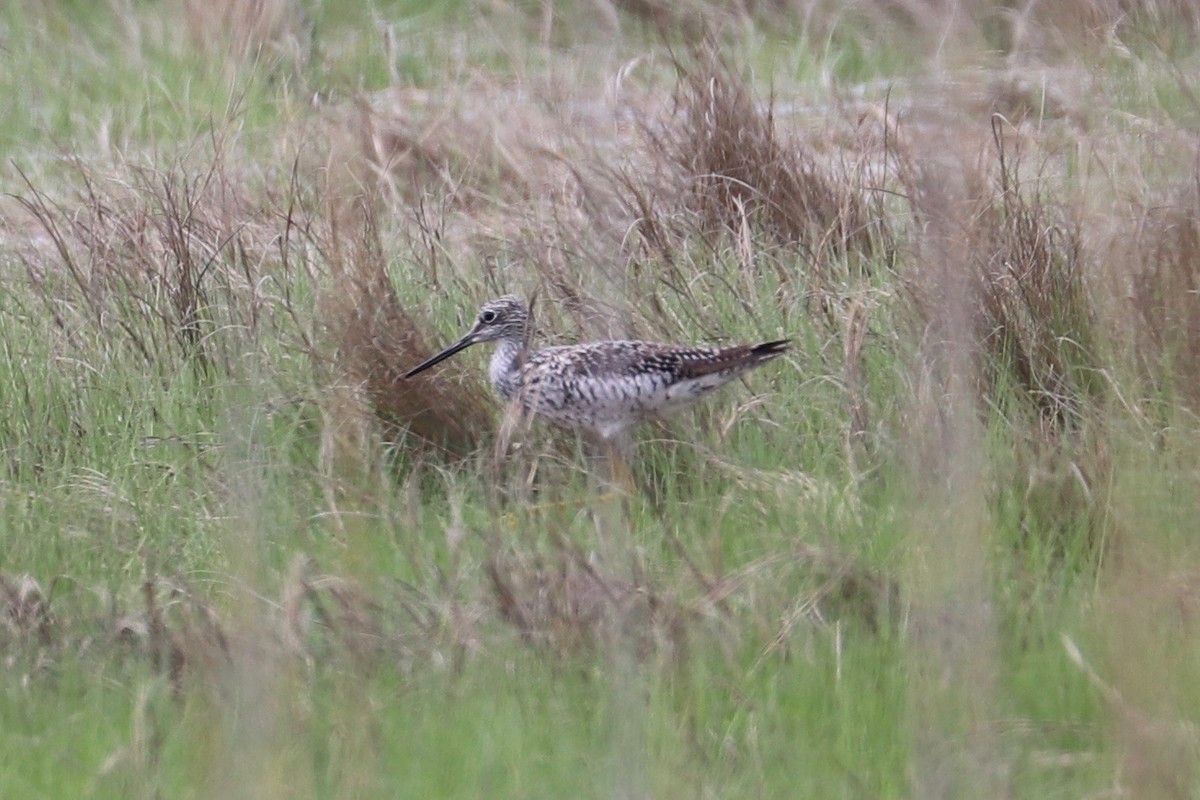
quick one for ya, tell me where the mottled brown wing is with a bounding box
[531,340,789,381]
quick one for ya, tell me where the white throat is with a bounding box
[488,336,525,400]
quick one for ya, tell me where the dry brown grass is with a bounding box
[182,0,312,66]
[315,188,490,455]
[486,538,690,659]
[9,129,494,454]
[900,116,1096,437]
[1,572,54,645]
[650,50,888,263]
[1125,172,1200,412]
[13,149,299,374]
[341,43,894,348]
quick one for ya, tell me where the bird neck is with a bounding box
[489,335,526,399]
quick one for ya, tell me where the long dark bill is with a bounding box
[403,332,478,378]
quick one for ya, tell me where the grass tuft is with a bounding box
[655,49,888,266]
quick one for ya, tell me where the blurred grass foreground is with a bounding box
[3,0,1200,797]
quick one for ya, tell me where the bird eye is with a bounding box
[480,310,497,324]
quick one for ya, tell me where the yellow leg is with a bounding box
[604,437,637,496]
[495,436,633,530]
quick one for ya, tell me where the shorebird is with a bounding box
[404,296,789,446]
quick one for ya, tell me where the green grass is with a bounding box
[4,0,1200,797]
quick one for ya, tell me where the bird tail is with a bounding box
[679,339,790,378]
[746,339,790,364]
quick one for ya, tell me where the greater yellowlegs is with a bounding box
[404,296,789,443]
